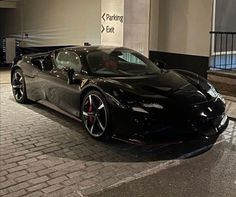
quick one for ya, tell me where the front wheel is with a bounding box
[81,91,111,140]
[11,69,28,104]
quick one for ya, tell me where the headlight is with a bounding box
[207,83,219,98]
[207,83,225,103]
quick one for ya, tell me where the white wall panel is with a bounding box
[22,0,101,47]
[0,0,101,47]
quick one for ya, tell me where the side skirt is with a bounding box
[37,100,82,122]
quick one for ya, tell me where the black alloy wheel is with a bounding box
[81,91,111,140]
[12,69,28,103]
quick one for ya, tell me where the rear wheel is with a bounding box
[12,69,28,103]
[81,91,111,140]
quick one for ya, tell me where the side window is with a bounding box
[118,52,145,65]
[55,51,82,72]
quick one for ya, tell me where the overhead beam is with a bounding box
[0,1,17,9]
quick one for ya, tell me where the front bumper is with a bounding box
[190,113,229,137]
[109,97,229,140]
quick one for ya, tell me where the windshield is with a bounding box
[86,49,161,77]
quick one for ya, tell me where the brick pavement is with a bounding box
[0,84,175,196]
[0,78,235,196]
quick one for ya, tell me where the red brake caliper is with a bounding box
[88,100,93,123]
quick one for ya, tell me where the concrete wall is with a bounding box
[0,0,151,56]
[150,0,213,57]
[0,7,22,38]
[149,0,159,51]
[1,0,213,57]
[0,1,17,9]
[215,0,236,32]
[0,10,5,37]
[124,0,150,56]
[0,0,101,47]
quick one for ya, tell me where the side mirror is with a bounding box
[62,66,75,84]
[154,60,167,69]
[68,68,75,85]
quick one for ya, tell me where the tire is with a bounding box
[11,69,28,104]
[81,90,112,140]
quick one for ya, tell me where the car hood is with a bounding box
[101,70,216,105]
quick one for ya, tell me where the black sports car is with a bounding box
[11,46,229,141]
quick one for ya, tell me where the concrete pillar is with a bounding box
[124,0,150,56]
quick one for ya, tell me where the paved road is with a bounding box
[0,69,236,196]
[91,131,236,197]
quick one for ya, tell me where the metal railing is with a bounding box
[210,31,236,71]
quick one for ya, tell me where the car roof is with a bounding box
[61,45,132,53]
[23,46,134,58]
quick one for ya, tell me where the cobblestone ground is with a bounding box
[0,83,236,197]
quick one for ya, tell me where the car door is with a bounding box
[38,50,83,117]
[24,57,46,101]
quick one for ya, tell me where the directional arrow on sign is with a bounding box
[102,13,106,21]
[101,25,105,33]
